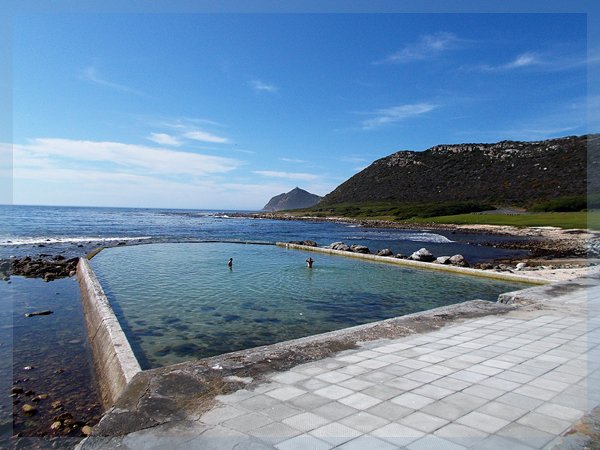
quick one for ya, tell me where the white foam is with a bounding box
[0,236,152,246]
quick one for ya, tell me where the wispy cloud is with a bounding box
[184,130,230,144]
[280,157,307,163]
[360,103,437,130]
[376,32,462,64]
[82,66,146,96]
[249,79,279,93]
[253,170,318,181]
[147,133,182,146]
[15,138,241,176]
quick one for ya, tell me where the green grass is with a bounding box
[409,211,598,230]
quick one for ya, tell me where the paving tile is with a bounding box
[309,422,362,446]
[468,364,504,376]
[411,383,454,400]
[384,376,424,391]
[456,411,510,433]
[513,385,557,401]
[516,411,572,435]
[380,364,415,377]
[430,376,471,392]
[300,378,330,391]
[461,384,504,400]
[375,354,406,364]
[216,389,257,404]
[397,359,431,370]
[338,377,376,392]
[271,371,309,385]
[289,393,331,410]
[337,365,370,376]
[361,384,404,401]
[400,411,449,433]
[282,412,331,432]
[496,422,555,448]
[312,402,358,421]
[336,434,398,450]
[481,359,516,370]
[248,422,302,445]
[223,411,274,432]
[339,392,382,410]
[421,400,471,421]
[336,355,367,364]
[296,365,329,376]
[476,400,528,421]
[200,405,248,425]
[359,370,397,383]
[371,423,425,447]
[315,370,353,384]
[407,434,467,450]
[274,434,332,450]
[189,425,264,450]
[448,369,489,383]
[434,423,489,447]
[479,376,522,391]
[260,403,303,421]
[266,386,307,401]
[357,359,390,370]
[314,385,355,400]
[534,402,584,422]
[367,401,413,421]
[238,394,282,411]
[404,369,443,383]
[495,370,536,384]
[339,412,389,433]
[390,392,436,409]
[442,392,489,410]
[527,377,569,393]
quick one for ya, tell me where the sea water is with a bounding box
[91,242,530,369]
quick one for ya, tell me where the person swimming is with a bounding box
[228,257,233,269]
[306,257,314,268]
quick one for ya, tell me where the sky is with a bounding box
[3,4,599,210]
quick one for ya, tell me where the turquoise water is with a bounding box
[91,243,529,369]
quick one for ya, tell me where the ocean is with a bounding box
[0,204,528,262]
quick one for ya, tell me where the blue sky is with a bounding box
[4,9,598,209]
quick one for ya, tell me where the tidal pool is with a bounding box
[90,242,530,369]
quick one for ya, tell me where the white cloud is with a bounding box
[280,157,307,163]
[503,52,541,69]
[147,133,182,146]
[253,170,319,181]
[360,103,437,130]
[377,32,461,64]
[184,130,230,144]
[250,79,279,93]
[15,138,240,176]
[82,66,146,96]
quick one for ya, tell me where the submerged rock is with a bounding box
[25,310,54,318]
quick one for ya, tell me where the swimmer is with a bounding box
[306,257,314,268]
[228,257,233,269]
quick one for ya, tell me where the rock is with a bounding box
[81,425,93,436]
[409,248,435,262]
[11,387,24,395]
[377,249,394,257]
[51,421,62,430]
[330,242,351,251]
[516,262,527,270]
[32,394,48,402]
[289,240,318,247]
[23,366,34,371]
[449,254,469,267]
[25,310,53,317]
[350,245,371,254]
[21,404,37,415]
[51,400,63,409]
[435,256,452,265]
[394,254,406,259]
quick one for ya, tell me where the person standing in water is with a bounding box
[306,257,314,268]
[228,257,233,269]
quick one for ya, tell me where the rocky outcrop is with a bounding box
[5,256,79,281]
[263,187,322,211]
[377,249,394,257]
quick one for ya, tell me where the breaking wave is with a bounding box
[0,236,153,246]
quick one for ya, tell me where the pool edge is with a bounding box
[278,242,548,285]
[77,258,142,409]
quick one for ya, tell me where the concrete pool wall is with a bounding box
[76,242,547,408]
[77,258,142,408]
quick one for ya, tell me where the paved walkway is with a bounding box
[81,273,600,449]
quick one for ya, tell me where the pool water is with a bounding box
[91,243,530,369]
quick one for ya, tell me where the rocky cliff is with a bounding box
[262,187,322,211]
[320,134,595,207]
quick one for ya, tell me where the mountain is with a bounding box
[320,135,595,207]
[262,187,322,211]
